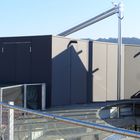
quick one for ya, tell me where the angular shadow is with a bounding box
[52,42,88,106]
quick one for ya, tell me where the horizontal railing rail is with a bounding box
[0,101,140,138]
[102,99,140,109]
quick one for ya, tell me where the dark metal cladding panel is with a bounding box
[0,37,31,84]
[70,46,87,104]
[0,35,52,108]
[0,43,16,84]
[31,36,52,107]
[31,36,51,83]
[15,43,31,83]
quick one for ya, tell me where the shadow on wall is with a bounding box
[52,41,93,106]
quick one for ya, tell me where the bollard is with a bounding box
[8,101,14,140]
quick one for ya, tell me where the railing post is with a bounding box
[42,83,46,110]
[8,101,14,140]
[24,84,27,109]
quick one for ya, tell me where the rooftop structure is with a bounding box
[0,2,140,139]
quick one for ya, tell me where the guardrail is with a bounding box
[0,83,46,110]
[0,101,140,139]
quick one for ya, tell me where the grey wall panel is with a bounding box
[92,41,118,102]
[52,36,88,106]
[92,42,107,101]
[51,37,70,106]
[70,41,88,104]
[124,45,140,99]
[107,43,117,100]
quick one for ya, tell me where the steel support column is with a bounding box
[58,2,124,101]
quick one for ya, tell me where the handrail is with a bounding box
[0,102,140,138]
[104,99,140,107]
[99,99,140,119]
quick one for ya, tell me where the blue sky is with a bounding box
[0,0,139,39]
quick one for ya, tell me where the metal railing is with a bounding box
[0,101,140,140]
[0,83,46,110]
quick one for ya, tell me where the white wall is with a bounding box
[92,41,107,101]
[124,45,140,99]
[51,36,88,106]
[92,41,117,101]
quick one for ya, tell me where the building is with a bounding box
[0,35,140,109]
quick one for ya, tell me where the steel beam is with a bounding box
[58,7,118,36]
